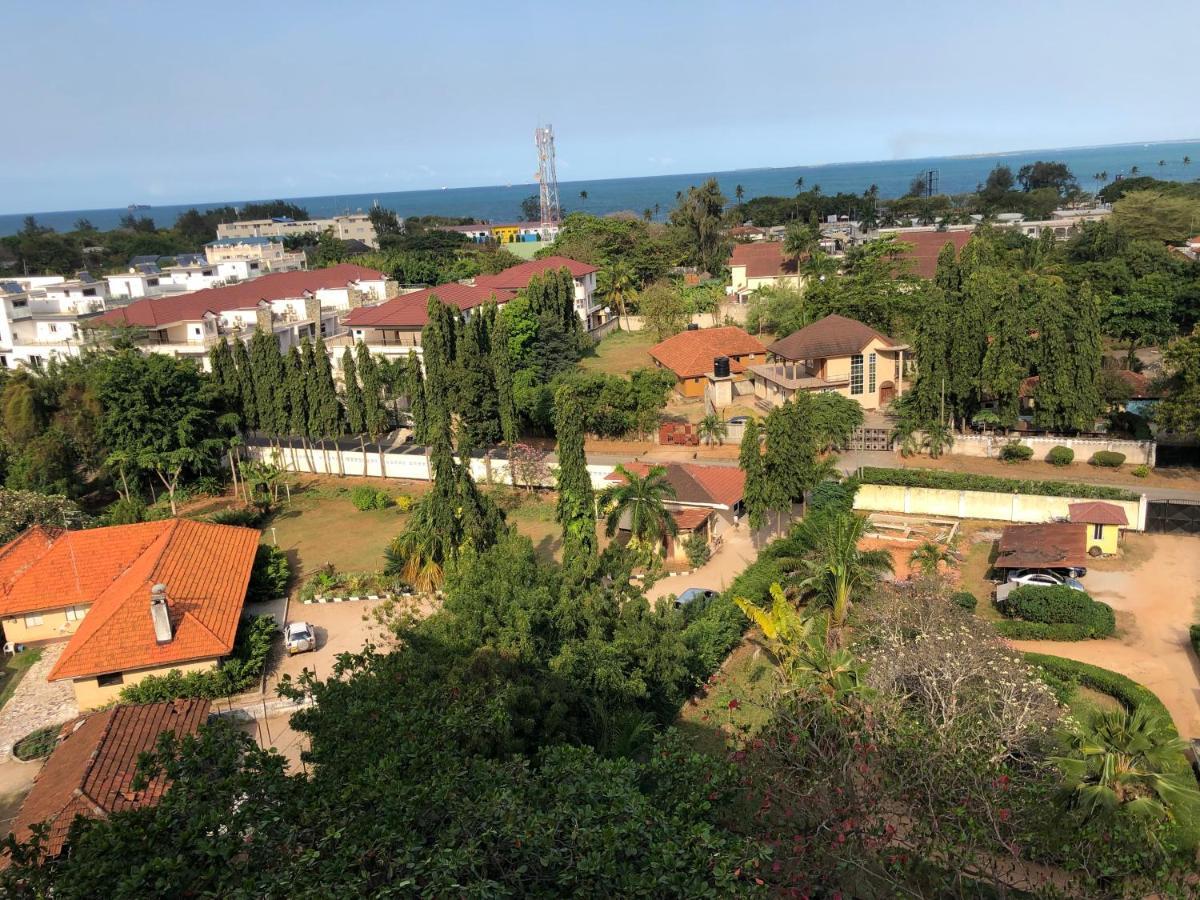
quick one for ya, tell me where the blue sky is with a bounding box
[2,0,1193,213]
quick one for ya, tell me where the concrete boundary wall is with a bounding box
[246,442,616,490]
[854,483,1147,531]
[945,434,1155,467]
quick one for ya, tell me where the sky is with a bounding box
[2,0,1194,214]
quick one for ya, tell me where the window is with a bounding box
[83,288,96,297]
[97,672,124,688]
[65,605,86,622]
[850,354,864,395]
[23,614,43,628]
[868,353,877,393]
[1093,524,1104,541]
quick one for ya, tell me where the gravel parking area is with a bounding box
[266,599,397,691]
[0,644,77,762]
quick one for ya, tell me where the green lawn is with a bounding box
[579,329,657,376]
[677,633,776,755]
[0,649,43,713]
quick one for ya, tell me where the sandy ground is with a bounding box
[0,758,39,836]
[266,599,397,691]
[1010,533,1200,737]
[647,525,763,602]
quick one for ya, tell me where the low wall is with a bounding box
[854,483,1147,531]
[946,434,1155,467]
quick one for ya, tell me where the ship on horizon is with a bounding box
[127,203,151,211]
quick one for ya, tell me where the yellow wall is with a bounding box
[71,657,219,709]
[491,226,519,244]
[1,605,90,644]
[1083,523,1121,555]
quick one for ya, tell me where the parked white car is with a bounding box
[284,621,316,655]
[1006,570,1086,592]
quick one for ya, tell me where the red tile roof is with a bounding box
[886,230,972,278]
[474,255,597,290]
[729,242,799,278]
[0,520,261,681]
[1068,502,1129,527]
[605,462,745,508]
[671,507,713,531]
[995,523,1088,570]
[768,314,898,361]
[6,699,209,859]
[344,283,515,328]
[92,264,386,328]
[649,326,766,379]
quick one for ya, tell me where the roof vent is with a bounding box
[150,583,173,645]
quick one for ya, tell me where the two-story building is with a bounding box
[1,274,111,370]
[474,255,605,330]
[216,213,379,248]
[728,242,802,301]
[204,236,306,272]
[748,314,908,412]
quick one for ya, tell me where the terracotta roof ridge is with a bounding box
[177,608,233,654]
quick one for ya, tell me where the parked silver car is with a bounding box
[284,621,316,655]
[1006,570,1086,592]
[675,588,719,608]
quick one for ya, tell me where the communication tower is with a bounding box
[534,125,562,225]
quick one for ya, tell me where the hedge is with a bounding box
[1090,450,1126,468]
[1045,446,1074,467]
[858,467,1138,501]
[999,442,1033,462]
[350,486,394,511]
[994,620,1096,640]
[996,585,1115,637]
[247,545,292,604]
[119,615,276,703]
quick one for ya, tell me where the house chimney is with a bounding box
[150,583,173,644]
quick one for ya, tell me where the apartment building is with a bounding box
[205,236,306,271]
[216,213,379,248]
[0,274,111,370]
[474,255,605,330]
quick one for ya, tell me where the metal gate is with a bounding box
[1145,499,1200,535]
[847,426,893,452]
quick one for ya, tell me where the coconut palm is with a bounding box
[696,414,728,446]
[921,421,954,458]
[600,464,677,550]
[794,176,804,194]
[786,511,894,629]
[910,541,955,578]
[384,526,446,592]
[1131,165,1140,176]
[1053,707,1200,826]
[735,184,745,206]
[579,190,588,204]
[598,260,638,330]
[1184,156,1191,165]
[783,221,819,274]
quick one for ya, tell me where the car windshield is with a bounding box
[288,624,311,638]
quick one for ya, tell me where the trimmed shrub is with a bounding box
[858,467,1137,501]
[247,544,291,603]
[996,585,1115,637]
[119,615,276,702]
[682,533,710,568]
[207,506,266,528]
[374,490,394,509]
[394,494,415,512]
[350,486,378,510]
[1045,446,1074,467]
[951,590,977,612]
[994,620,1095,640]
[999,442,1033,462]
[1132,464,1150,478]
[1089,450,1126,468]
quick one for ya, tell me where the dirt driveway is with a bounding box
[647,526,761,603]
[1010,533,1200,737]
[266,600,398,691]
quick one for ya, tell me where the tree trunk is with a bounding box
[228,450,239,499]
[359,434,369,477]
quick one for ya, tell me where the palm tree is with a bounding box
[812,184,822,195]
[384,527,445,592]
[696,414,728,446]
[794,176,804,194]
[735,184,745,207]
[909,541,954,578]
[1131,165,1140,176]
[921,422,954,458]
[599,260,637,330]
[600,464,677,551]
[783,221,819,279]
[1158,159,1166,167]
[1053,707,1200,826]
[1100,170,1108,181]
[786,512,894,630]
[801,250,839,281]
[579,190,588,204]
[642,208,652,222]
[1184,156,1191,165]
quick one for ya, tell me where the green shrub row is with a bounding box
[996,585,1115,636]
[206,506,268,528]
[350,486,395,511]
[1023,653,1191,778]
[858,467,1138,501]
[1046,446,1074,467]
[994,620,1097,641]
[119,615,277,703]
[1090,450,1126,468]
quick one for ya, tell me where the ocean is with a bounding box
[3,140,1198,238]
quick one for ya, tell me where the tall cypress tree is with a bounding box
[284,346,308,437]
[402,354,430,444]
[981,282,1030,427]
[231,338,257,430]
[738,418,768,531]
[421,297,456,439]
[341,347,365,435]
[208,338,237,404]
[553,385,596,561]
[310,337,343,448]
[490,305,519,447]
[249,331,287,441]
[456,311,501,450]
[1070,281,1104,430]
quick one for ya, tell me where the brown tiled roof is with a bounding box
[886,230,972,278]
[1068,502,1129,527]
[5,700,209,859]
[344,283,515,328]
[768,314,897,361]
[728,242,798,278]
[604,463,745,508]
[3,520,263,681]
[995,523,1088,570]
[671,507,713,531]
[474,255,597,290]
[92,264,385,328]
[649,326,766,379]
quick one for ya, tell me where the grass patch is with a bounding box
[13,723,62,761]
[678,634,776,755]
[0,649,43,713]
[578,329,656,376]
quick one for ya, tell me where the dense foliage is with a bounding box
[996,584,1116,637]
[858,465,1139,500]
[245,544,291,603]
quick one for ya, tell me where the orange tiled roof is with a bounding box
[605,462,745,508]
[5,700,209,859]
[887,230,972,278]
[650,326,766,379]
[0,520,261,681]
[728,241,799,278]
[671,507,713,531]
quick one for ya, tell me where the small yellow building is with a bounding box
[0,520,259,709]
[1068,502,1128,556]
[490,224,520,244]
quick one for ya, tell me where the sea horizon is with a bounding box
[3,138,1198,239]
